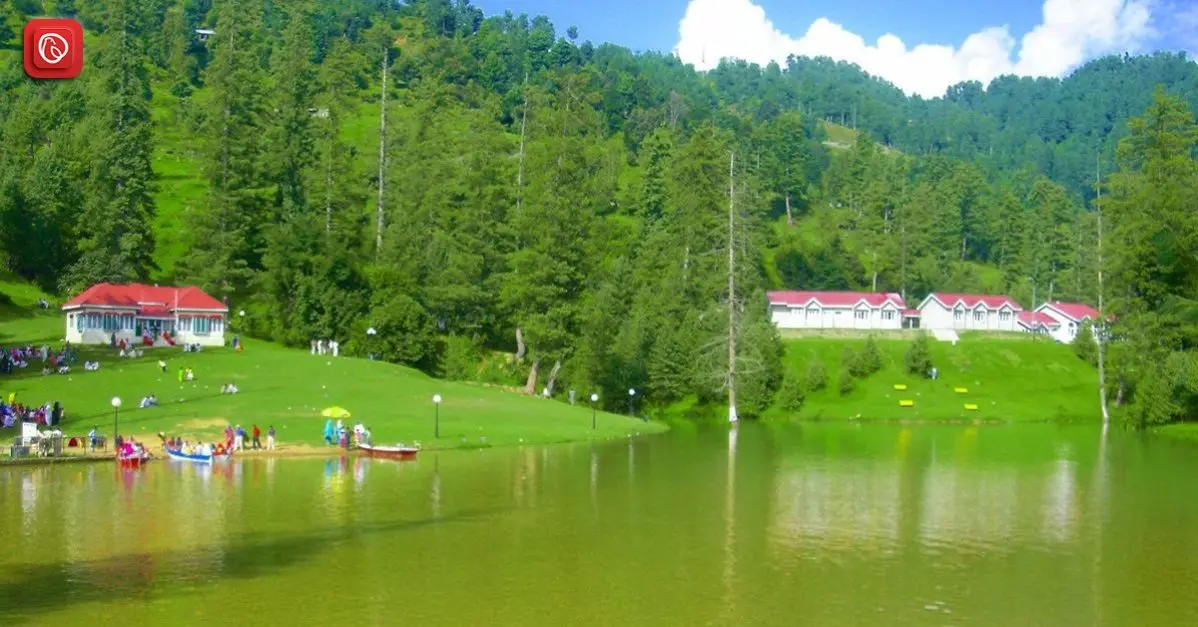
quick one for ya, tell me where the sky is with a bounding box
[470,0,1198,98]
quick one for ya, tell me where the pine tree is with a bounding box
[61,0,157,293]
[179,0,269,300]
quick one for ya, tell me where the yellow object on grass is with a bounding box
[893,384,908,391]
[321,406,351,418]
[899,400,915,407]
[954,387,968,394]
[964,403,979,411]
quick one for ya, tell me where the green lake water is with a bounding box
[3,423,1198,625]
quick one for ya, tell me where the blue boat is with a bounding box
[165,447,231,464]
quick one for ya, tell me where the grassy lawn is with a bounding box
[772,335,1102,423]
[0,288,666,454]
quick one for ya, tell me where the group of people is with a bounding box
[310,339,340,357]
[222,423,275,451]
[138,395,159,408]
[1,397,64,429]
[2,343,77,376]
[323,419,372,448]
[220,383,239,394]
[82,360,101,371]
[119,437,150,459]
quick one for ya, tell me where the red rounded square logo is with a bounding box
[23,19,84,79]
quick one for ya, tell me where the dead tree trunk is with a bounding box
[515,327,526,361]
[1096,152,1110,423]
[523,359,540,396]
[515,74,529,219]
[374,46,388,255]
[727,150,738,424]
[546,359,562,396]
[785,193,794,226]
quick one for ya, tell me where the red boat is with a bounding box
[118,454,150,467]
[357,443,420,460]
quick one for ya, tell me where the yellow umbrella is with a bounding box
[321,407,351,419]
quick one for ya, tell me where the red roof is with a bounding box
[1017,311,1060,329]
[923,293,1022,311]
[768,291,905,309]
[903,309,920,316]
[62,283,227,315]
[1038,302,1099,322]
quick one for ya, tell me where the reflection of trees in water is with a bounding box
[0,512,497,624]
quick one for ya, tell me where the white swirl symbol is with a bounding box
[37,33,69,65]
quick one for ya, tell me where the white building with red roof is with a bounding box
[917,293,1024,332]
[1034,301,1101,344]
[62,283,229,347]
[767,291,908,330]
[1015,310,1061,336]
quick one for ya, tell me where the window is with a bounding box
[1000,311,1011,322]
[953,310,964,321]
[974,311,985,322]
[194,317,211,334]
[855,310,868,320]
[882,310,896,321]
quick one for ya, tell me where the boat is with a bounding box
[164,447,231,464]
[357,443,420,460]
[118,454,150,467]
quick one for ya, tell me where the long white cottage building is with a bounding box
[916,293,1024,332]
[768,291,912,330]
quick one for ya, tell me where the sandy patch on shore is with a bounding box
[180,418,228,430]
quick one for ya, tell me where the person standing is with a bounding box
[323,419,334,446]
[234,425,245,451]
[267,425,276,451]
[251,424,261,450]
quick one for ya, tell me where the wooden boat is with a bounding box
[165,447,231,464]
[357,443,420,460]
[118,454,150,467]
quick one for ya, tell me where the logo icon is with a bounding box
[23,19,84,79]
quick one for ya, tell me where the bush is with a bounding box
[837,367,856,396]
[1074,321,1098,366]
[804,358,827,392]
[438,335,481,381]
[859,335,883,375]
[905,331,934,377]
[776,372,805,411]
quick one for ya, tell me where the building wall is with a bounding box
[63,310,226,347]
[1038,307,1083,344]
[919,301,1020,332]
[770,304,903,330]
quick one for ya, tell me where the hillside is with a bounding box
[0,287,665,451]
[773,335,1102,423]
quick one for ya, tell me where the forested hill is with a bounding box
[2,0,1197,423]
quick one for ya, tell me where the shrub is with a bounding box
[837,367,856,396]
[905,331,934,377]
[1074,321,1098,366]
[438,335,481,381]
[777,372,806,411]
[859,335,884,375]
[804,358,827,392]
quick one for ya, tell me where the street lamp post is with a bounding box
[628,388,636,418]
[590,393,599,430]
[111,396,122,452]
[366,327,377,360]
[433,394,442,438]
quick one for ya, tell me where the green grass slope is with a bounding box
[774,335,1102,423]
[0,283,665,453]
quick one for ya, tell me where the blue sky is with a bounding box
[470,0,1197,98]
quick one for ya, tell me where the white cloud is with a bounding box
[674,0,1156,98]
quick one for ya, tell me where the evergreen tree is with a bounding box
[61,0,157,293]
[179,0,269,300]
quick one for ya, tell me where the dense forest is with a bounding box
[2,0,1198,424]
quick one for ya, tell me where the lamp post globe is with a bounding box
[627,389,636,417]
[589,393,599,430]
[111,397,122,452]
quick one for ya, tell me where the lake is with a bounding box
[3,423,1198,625]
